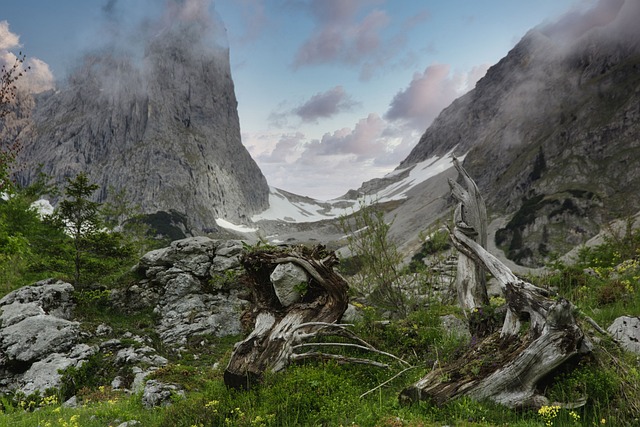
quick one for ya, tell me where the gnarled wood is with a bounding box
[224,245,349,389]
[401,160,591,409]
[448,156,489,309]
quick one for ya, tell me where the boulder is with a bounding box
[142,380,184,408]
[18,344,96,396]
[608,316,640,354]
[122,238,250,346]
[0,279,75,320]
[0,315,79,363]
[270,262,307,307]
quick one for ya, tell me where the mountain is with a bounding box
[395,0,640,266]
[245,0,640,269]
[14,17,269,232]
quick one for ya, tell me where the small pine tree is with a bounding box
[56,172,101,287]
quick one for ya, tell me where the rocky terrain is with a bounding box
[394,0,640,266]
[252,0,640,268]
[0,237,250,404]
[10,12,269,232]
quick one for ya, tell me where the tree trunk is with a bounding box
[448,156,489,309]
[224,245,349,389]
[400,159,592,409]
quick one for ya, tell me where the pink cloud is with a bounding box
[257,132,305,163]
[306,113,387,159]
[243,113,420,199]
[294,86,359,122]
[293,9,389,68]
[385,63,489,131]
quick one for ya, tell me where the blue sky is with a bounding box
[2,0,597,199]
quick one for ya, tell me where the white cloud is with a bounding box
[0,22,54,94]
[243,113,420,199]
[0,21,20,50]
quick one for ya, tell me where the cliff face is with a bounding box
[16,20,269,231]
[398,0,640,266]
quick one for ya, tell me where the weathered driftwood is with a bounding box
[448,156,489,309]
[224,245,400,389]
[400,160,591,409]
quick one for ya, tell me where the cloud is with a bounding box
[384,63,489,131]
[234,0,268,44]
[305,113,387,159]
[540,0,624,41]
[244,113,420,199]
[292,0,419,79]
[294,86,359,122]
[293,8,389,68]
[0,21,54,94]
[0,21,20,51]
[257,132,305,163]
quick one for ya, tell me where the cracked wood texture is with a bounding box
[224,245,348,390]
[400,160,591,409]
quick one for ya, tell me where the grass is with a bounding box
[3,205,640,425]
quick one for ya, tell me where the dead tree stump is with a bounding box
[400,160,592,409]
[448,156,489,309]
[224,245,350,389]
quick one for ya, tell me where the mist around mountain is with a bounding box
[5,0,640,270]
[10,0,269,232]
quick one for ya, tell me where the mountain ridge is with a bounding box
[13,18,269,232]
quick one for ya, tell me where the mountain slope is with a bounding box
[397,0,640,266]
[15,18,269,231]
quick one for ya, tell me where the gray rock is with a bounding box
[131,367,159,393]
[0,279,75,320]
[142,380,185,408]
[440,314,471,340]
[163,272,202,299]
[340,304,363,323]
[1,315,79,362]
[215,240,244,257]
[270,262,307,306]
[18,344,96,396]
[155,293,246,344]
[96,323,113,336]
[115,346,168,367]
[16,16,270,232]
[117,422,141,427]
[608,316,640,354]
[210,255,240,273]
[112,376,126,390]
[0,302,44,327]
[117,238,250,346]
[63,396,79,408]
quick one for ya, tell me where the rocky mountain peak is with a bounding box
[14,12,269,232]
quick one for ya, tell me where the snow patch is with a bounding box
[252,150,464,224]
[215,218,258,233]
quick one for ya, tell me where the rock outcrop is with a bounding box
[14,10,269,231]
[0,279,92,395]
[113,236,250,346]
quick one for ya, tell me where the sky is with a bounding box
[1,0,599,200]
